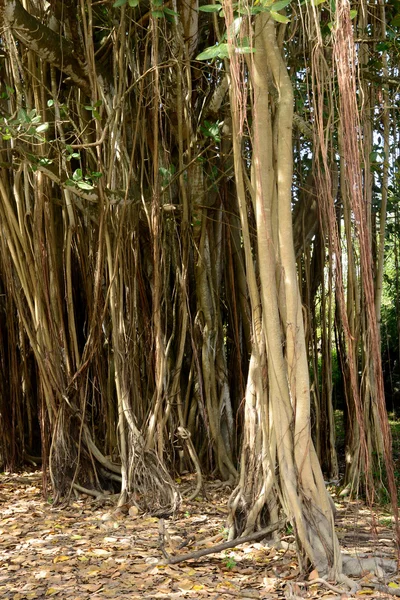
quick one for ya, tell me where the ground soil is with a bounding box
[0,470,399,599]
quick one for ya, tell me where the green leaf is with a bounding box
[196,43,229,60]
[163,7,179,15]
[270,0,291,11]
[18,108,29,123]
[113,0,127,6]
[38,157,53,166]
[270,10,290,22]
[72,168,83,181]
[349,9,357,19]
[200,120,221,142]
[47,99,54,107]
[152,10,164,17]
[311,0,326,6]
[77,181,94,190]
[128,0,139,5]
[377,41,390,51]
[198,3,222,11]
[36,122,49,133]
[370,151,381,163]
[159,166,173,182]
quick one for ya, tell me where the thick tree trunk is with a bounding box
[227,13,341,577]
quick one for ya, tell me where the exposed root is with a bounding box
[72,483,103,499]
[342,554,397,577]
[336,573,359,594]
[297,577,349,594]
[371,583,400,597]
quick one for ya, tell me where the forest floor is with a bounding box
[0,470,399,600]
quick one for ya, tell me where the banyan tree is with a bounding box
[0,0,399,580]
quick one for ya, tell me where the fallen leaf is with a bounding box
[91,548,111,556]
[53,555,70,563]
[178,579,194,591]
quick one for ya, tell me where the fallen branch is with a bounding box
[159,519,286,565]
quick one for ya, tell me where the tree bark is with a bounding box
[1,0,91,94]
[227,11,341,578]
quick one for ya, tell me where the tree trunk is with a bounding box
[227,13,341,577]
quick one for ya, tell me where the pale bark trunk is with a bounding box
[227,11,341,577]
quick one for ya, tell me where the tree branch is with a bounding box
[1,0,91,94]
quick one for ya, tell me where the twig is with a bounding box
[158,519,286,565]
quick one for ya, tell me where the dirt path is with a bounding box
[0,471,398,599]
